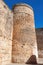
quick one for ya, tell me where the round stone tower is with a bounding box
[12,3,38,63]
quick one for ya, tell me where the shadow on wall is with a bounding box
[26,55,37,64]
[35,28,43,58]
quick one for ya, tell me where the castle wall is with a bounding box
[35,28,43,64]
[0,0,13,65]
[0,1,38,64]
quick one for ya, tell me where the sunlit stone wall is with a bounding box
[0,0,13,65]
[12,3,38,63]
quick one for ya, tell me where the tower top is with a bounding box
[14,3,33,11]
[13,3,34,16]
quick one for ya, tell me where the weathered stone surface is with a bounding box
[0,0,13,65]
[12,3,38,63]
[0,1,38,64]
[35,28,43,63]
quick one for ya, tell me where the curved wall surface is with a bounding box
[12,3,38,63]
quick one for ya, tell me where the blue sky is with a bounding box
[4,0,43,28]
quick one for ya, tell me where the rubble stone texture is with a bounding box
[0,0,13,65]
[36,28,43,64]
[36,28,43,58]
[12,4,38,63]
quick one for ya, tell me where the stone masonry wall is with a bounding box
[35,28,43,64]
[35,28,43,58]
[0,0,13,65]
[12,4,38,63]
[0,0,38,64]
